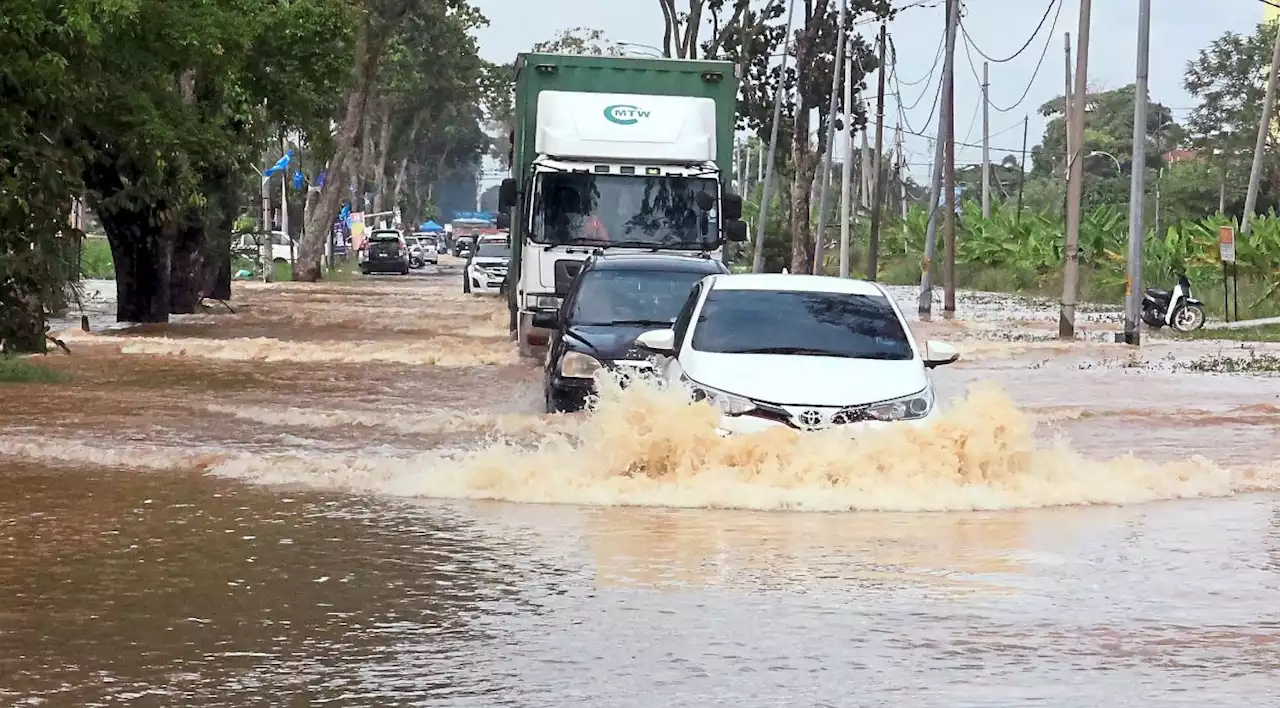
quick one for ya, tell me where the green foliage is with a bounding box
[80,239,115,279]
[875,202,1280,318]
[0,356,62,384]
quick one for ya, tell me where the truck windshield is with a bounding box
[535,173,717,249]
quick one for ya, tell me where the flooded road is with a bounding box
[3,259,1280,706]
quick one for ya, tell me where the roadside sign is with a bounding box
[1218,225,1236,263]
[350,212,366,250]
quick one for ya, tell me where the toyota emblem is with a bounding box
[796,409,825,429]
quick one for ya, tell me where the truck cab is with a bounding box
[497,54,747,358]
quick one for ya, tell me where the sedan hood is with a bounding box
[566,324,656,361]
[683,352,929,407]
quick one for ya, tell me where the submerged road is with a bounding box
[2,259,1279,706]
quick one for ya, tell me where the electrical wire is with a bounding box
[964,0,1064,113]
[957,0,1058,63]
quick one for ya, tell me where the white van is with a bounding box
[237,231,297,264]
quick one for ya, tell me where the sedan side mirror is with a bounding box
[923,340,960,368]
[635,328,676,354]
[531,311,559,329]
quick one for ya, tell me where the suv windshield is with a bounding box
[476,243,510,258]
[536,172,717,248]
[690,290,913,360]
[569,270,707,326]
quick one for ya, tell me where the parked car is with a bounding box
[536,253,729,413]
[404,236,425,268]
[453,236,475,258]
[236,230,296,266]
[464,239,511,295]
[359,230,410,275]
[631,273,960,435]
[411,232,440,265]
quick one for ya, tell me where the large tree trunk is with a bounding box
[99,204,174,323]
[371,108,394,213]
[789,113,817,274]
[295,20,387,281]
[0,285,47,354]
[169,216,204,314]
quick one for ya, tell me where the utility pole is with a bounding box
[867,23,888,281]
[1243,14,1280,237]
[814,0,849,275]
[860,128,872,208]
[896,123,908,220]
[753,0,797,273]
[1064,32,1072,206]
[1016,115,1029,224]
[1060,0,1092,339]
[840,37,854,278]
[919,0,955,316]
[1122,0,1152,346]
[943,0,958,315]
[981,61,991,218]
[260,167,272,283]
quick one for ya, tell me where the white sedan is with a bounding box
[633,273,960,435]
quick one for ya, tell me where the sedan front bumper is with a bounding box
[714,406,943,436]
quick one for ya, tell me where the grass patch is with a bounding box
[0,356,63,383]
[1179,351,1280,374]
[1175,324,1280,343]
[80,237,114,279]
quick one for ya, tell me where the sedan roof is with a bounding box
[587,253,728,274]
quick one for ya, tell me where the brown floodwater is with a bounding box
[4,260,1280,706]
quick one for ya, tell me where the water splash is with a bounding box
[204,377,1279,512]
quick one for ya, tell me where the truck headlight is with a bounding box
[865,387,934,421]
[680,374,755,416]
[560,351,603,379]
[532,295,560,309]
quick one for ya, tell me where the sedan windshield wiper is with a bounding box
[724,346,853,357]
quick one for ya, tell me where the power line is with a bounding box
[961,0,1064,113]
[957,0,1058,63]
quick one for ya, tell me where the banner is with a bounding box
[350,212,366,251]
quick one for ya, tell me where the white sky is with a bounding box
[469,0,1268,190]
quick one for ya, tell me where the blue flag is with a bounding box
[263,150,293,181]
[293,171,304,190]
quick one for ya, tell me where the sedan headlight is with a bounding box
[864,387,934,421]
[679,374,756,416]
[560,351,603,379]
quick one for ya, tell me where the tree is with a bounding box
[296,0,489,281]
[717,0,892,273]
[532,26,623,56]
[1184,21,1280,217]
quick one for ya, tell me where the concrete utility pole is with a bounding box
[1064,33,1072,186]
[981,61,991,218]
[840,38,854,278]
[1016,114,1029,223]
[1243,11,1280,237]
[860,128,872,207]
[867,23,888,281]
[942,0,958,314]
[1122,0,1152,346]
[919,0,955,316]
[814,0,849,275]
[752,0,797,273]
[1060,0,1091,339]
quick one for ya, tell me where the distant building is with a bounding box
[1162,148,1199,165]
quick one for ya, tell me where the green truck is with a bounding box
[496,53,746,357]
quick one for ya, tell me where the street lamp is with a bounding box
[1088,150,1123,173]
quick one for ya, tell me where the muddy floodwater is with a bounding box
[4,258,1280,706]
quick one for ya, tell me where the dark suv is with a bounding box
[535,253,730,413]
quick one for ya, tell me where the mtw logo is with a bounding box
[603,104,650,126]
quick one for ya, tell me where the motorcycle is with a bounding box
[1141,274,1206,333]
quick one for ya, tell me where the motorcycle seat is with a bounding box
[1145,288,1170,299]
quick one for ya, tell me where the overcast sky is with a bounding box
[469,0,1270,189]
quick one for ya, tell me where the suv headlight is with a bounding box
[865,387,934,421]
[560,351,603,379]
[679,374,755,416]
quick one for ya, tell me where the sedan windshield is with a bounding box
[690,290,913,360]
[536,172,717,249]
[569,270,707,326]
[476,243,510,258]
